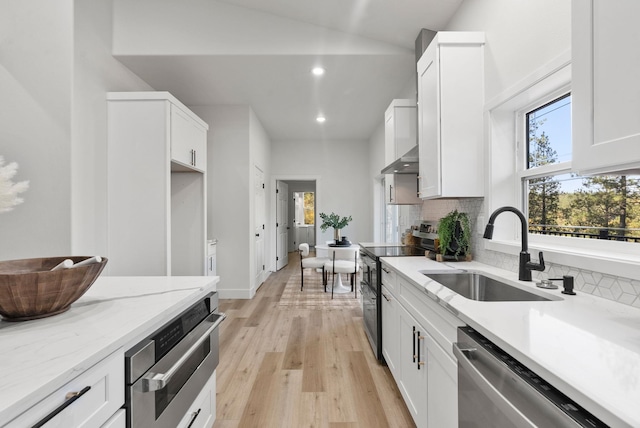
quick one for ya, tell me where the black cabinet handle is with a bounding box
[412,326,417,363]
[186,408,202,428]
[389,185,393,203]
[32,386,91,428]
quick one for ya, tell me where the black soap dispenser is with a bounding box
[561,275,576,295]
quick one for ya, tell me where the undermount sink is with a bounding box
[423,271,553,302]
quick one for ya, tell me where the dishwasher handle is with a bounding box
[453,343,537,428]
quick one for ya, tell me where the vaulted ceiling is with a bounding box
[113,0,464,141]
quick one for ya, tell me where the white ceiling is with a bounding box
[115,0,464,141]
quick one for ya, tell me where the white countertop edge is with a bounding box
[379,257,640,428]
[0,276,219,424]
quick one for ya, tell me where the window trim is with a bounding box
[485,50,640,279]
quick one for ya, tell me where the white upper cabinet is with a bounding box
[385,99,417,162]
[384,99,421,204]
[170,105,207,172]
[417,32,485,199]
[572,0,640,175]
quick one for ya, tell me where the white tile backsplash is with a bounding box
[421,198,640,308]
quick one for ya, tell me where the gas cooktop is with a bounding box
[362,246,426,258]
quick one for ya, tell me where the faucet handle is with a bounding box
[537,252,545,270]
[526,251,546,272]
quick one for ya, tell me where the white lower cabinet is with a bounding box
[177,371,216,428]
[381,261,461,428]
[6,349,124,428]
[426,333,458,428]
[381,285,400,377]
[397,303,428,428]
[101,409,125,428]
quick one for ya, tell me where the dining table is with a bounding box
[315,243,360,294]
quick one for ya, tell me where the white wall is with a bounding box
[192,105,252,298]
[0,0,153,262]
[271,139,372,246]
[73,0,152,257]
[0,0,73,259]
[446,0,571,103]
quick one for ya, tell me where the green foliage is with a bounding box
[303,192,315,225]
[437,210,471,259]
[319,212,352,231]
[527,117,561,230]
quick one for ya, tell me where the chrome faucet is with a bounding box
[483,206,545,281]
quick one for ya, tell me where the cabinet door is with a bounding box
[381,285,400,377]
[7,350,124,428]
[385,174,395,204]
[398,304,428,427]
[177,372,215,428]
[418,43,440,199]
[171,105,207,172]
[572,0,640,174]
[426,333,458,428]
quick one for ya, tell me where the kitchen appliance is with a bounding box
[124,292,225,428]
[360,233,432,362]
[454,326,608,427]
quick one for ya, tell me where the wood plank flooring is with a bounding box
[213,253,415,428]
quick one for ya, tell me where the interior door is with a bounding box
[254,166,265,288]
[276,181,289,270]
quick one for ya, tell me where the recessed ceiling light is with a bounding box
[316,116,326,123]
[311,67,325,76]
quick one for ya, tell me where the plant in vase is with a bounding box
[319,212,352,244]
[437,209,471,260]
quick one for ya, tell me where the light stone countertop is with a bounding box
[0,275,219,425]
[381,256,640,428]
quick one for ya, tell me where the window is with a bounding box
[294,192,315,226]
[521,95,640,243]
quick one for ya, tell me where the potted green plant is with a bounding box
[437,210,471,260]
[319,212,352,242]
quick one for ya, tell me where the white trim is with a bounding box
[485,239,640,280]
[270,174,322,273]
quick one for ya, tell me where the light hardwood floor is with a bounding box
[213,253,415,428]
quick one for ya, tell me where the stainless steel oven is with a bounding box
[455,326,607,428]
[360,251,380,360]
[124,293,225,428]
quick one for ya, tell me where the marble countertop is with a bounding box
[381,257,640,428]
[0,275,218,425]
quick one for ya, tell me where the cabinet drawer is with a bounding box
[397,276,463,359]
[7,349,124,428]
[380,264,397,293]
[101,409,125,428]
[178,372,216,428]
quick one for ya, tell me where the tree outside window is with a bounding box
[524,94,640,242]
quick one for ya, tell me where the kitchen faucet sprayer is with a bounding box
[483,206,545,281]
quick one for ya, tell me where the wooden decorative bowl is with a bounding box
[0,256,108,321]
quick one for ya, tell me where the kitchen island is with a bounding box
[382,256,640,428]
[0,275,218,426]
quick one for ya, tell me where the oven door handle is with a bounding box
[453,343,537,428]
[142,312,226,392]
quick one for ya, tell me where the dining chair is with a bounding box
[298,243,328,291]
[324,247,360,299]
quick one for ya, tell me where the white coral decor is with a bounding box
[0,156,29,213]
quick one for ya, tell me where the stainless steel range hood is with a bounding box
[380,145,419,174]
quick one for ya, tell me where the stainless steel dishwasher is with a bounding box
[454,326,609,428]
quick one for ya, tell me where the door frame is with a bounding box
[269,175,321,273]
